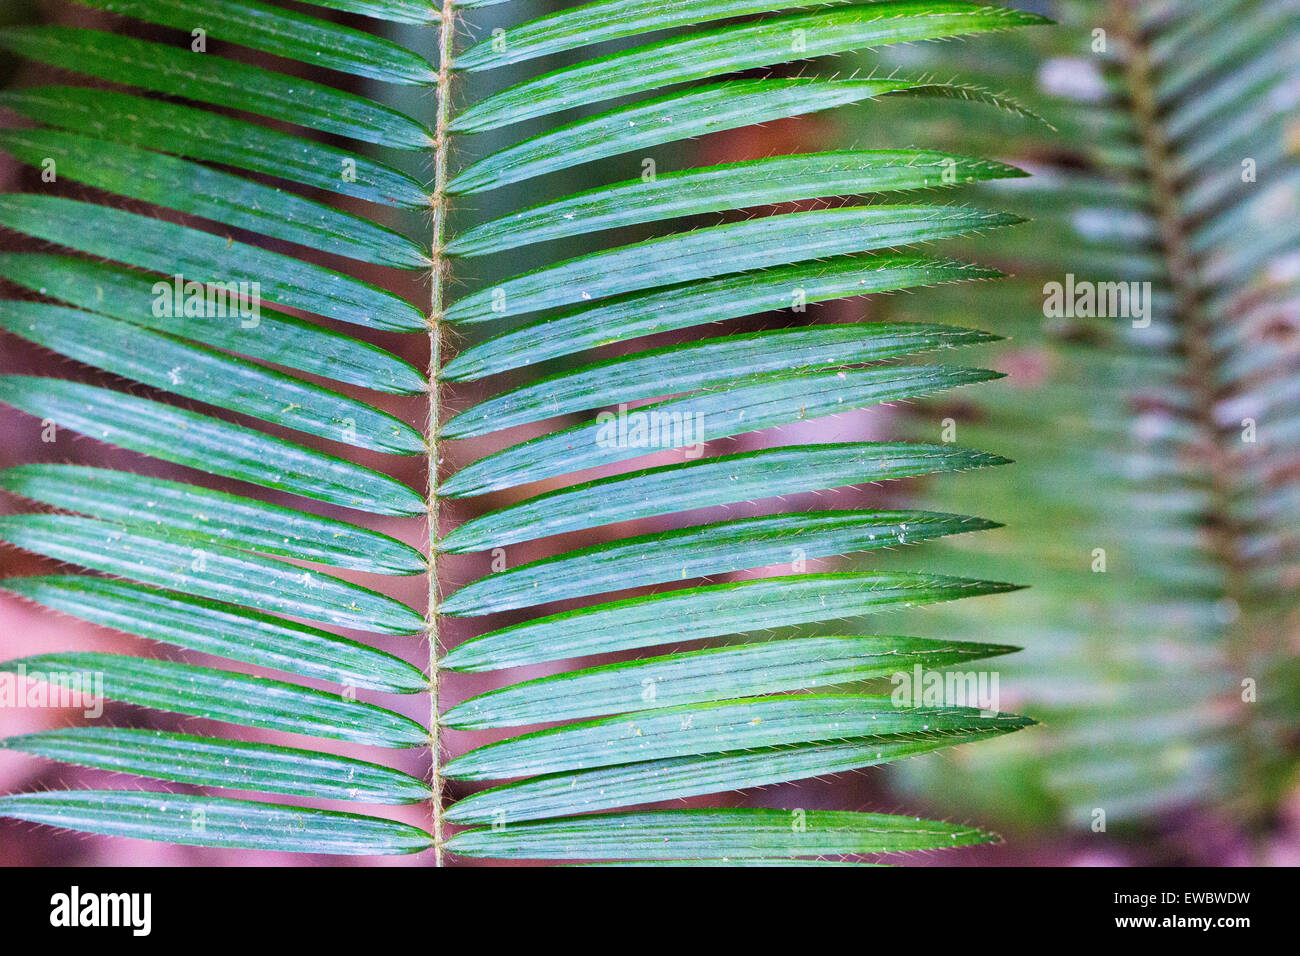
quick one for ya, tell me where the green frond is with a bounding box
[0,0,1048,862]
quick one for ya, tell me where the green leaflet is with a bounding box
[0,87,428,207]
[0,196,424,332]
[0,514,424,634]
[453,4,1049,132]
[0,654,428,746]
[448,150,1025,256]
[441,511,1000,615]
[441,366,1003,497]
[0,377,425,516]
[443,256,1003,381]
[448,78,921,193]
[445,808,997,860]
[443,695,1028,780]
[456,0,855,69]
[0,27,432,148]
[0,791,432,855]
[0,129,426,268]
[442,323,1000,438]
[0,254,427,394]
[441,443,1011,552]
[70,0,436,84]
[0,303,425,454]
[0,576,427,693]
[443,636,1018,728]
[294,0,437,23]
[2,728,430,804]
[441,573,1022,671]
[445,206,1022,322]
[591,860,883,867]
[446,730,1024,824]
[0,465,425,575]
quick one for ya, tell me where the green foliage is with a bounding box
[861,0,1300,843]
[0,0,1049,862]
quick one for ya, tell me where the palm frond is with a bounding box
[0,0,1049,863]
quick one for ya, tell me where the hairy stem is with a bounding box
[426,0,457,867]
[1115,0,1259,848]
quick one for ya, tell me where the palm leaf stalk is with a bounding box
[0,0,1049,863]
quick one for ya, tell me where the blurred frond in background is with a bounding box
[859,0,1300,861]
